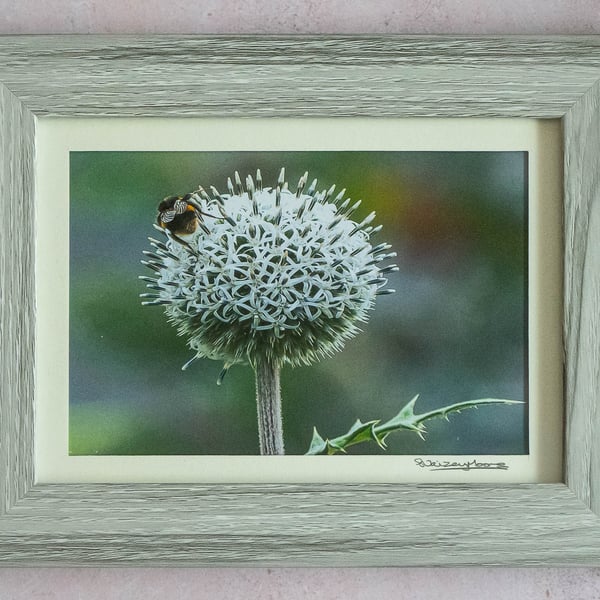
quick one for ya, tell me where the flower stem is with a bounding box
[254,359,284,455]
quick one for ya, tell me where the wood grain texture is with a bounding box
[0,35,600,566]
[0,85,35,515]
[0,36,600,117]
[1,484,600,566]
[564,80,600,514]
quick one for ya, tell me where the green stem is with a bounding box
[254,359,284,455]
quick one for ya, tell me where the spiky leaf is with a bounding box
[305,396,522,455]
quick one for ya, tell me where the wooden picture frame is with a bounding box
[1,35,599,566]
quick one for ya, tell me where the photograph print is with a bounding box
[69,150,527,456]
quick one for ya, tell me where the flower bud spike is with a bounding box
[307,178,318,196]
[197,186,211,202]
[337,198,351,213]
[209,186,225,206]
[366,253,395,266]
[327,215,344,230]
[275,186,281,207]
[142,250,163,263]
[296,171,308,198]
[376,289,396,296]
[370,242,392,255]
[152,223,169,236]
[367,277,388,286]
[277,167,285,187]
[329,231,343,245]
[256,169,263,191]
[162,293,187,302]
[350,246,367,257]
[297,198,309,219]
[341,199,362,219]
[181,355,199,371]
[378,265,399,274]
[357,211,377,229]
[217,205,237,227]
[141,299,171,306]
[234,171,244,195]
[148,237,168,251]
[199,221,211,235]
[334,189,346,204]
[155,248,180,262]
[227,177,234,195]
[216,364,231,385]
[307,191,322,212]
[246,175,255,200]
[323,184,336,202]
[141,260,163,273]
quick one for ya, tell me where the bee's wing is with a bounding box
[160,199,189,224]
[160,209,177,223]
[173,199,188,214]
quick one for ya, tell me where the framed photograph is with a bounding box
[35,118,561,486]
[1,35,599,565]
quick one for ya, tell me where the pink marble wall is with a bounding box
[1,567,600,599]
[1,1,600,598]
[1,0,600,34]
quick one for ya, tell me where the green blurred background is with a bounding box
[69,151,527,456]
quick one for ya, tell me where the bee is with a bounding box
[157,193,211,236]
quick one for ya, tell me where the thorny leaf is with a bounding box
[305,396,523,455]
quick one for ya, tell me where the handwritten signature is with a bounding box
[414,458,509,472]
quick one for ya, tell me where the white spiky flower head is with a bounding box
[141,169,397,376]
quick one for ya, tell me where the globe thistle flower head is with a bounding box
[141,169,397,372]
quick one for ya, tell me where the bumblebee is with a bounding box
[157,193,206,236]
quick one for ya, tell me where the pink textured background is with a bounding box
[1,0,600,33]
[1,1,600,598]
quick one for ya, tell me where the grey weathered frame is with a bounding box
[0,35,599,566]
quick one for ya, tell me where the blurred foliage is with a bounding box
[69,150,527,455]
